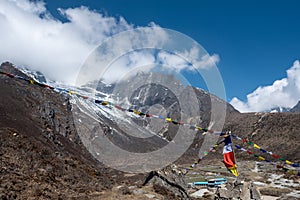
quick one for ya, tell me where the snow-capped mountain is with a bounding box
[4,62,238,163]
[267,106,291,113]
[263,103,300,113]
[17,65,48,83]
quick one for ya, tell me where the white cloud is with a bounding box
[101,50,156,83]
[0,0,219,86]
[180,46,220,70]
[230,60,300,112]
[156,45,220,73]
[157,51,188,71]
[0,0,132,84]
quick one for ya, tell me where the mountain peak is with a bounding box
[0,62,29,78]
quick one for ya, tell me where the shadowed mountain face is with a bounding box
[290,101,300,112]
[1,62,299,199]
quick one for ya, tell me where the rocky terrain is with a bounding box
[0,62,299,199]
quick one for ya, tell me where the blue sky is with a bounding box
[0,0,300,112]
[44,0,300,101]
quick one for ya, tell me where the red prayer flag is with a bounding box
[222,135,238,177]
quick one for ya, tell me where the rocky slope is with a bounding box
[0,62,119,199]
[0,62,194,199]
[224,112,300,161]
[1,62,299,199]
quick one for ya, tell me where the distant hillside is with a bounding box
[224,112,300,160]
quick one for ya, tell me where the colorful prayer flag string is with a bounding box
[2,70,299,176]
[183,139,221,175]
[234,145,300,176]
[231,134,299,168]
[0,70,214,135]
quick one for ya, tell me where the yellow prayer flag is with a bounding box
[195,126,202,131]
[285,160,292,165]
[258,156,265,161]
[101,101,108,106]
[290,170,297,175]
[229,166,238,177]
[253,144,260,149]
[165,118,172,123]
[133,109,140,115]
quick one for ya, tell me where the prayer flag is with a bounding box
[95,100,102,104]
[272,154,280,159]
[247,150,253,155]
[165,118,172,122]
[285,160,292,165]
[292,163,300,168]
[260,148,267,153]
[223,135,238,177]
[172,120,179,125]
[133,109,141,115]
[258,156,265,161]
